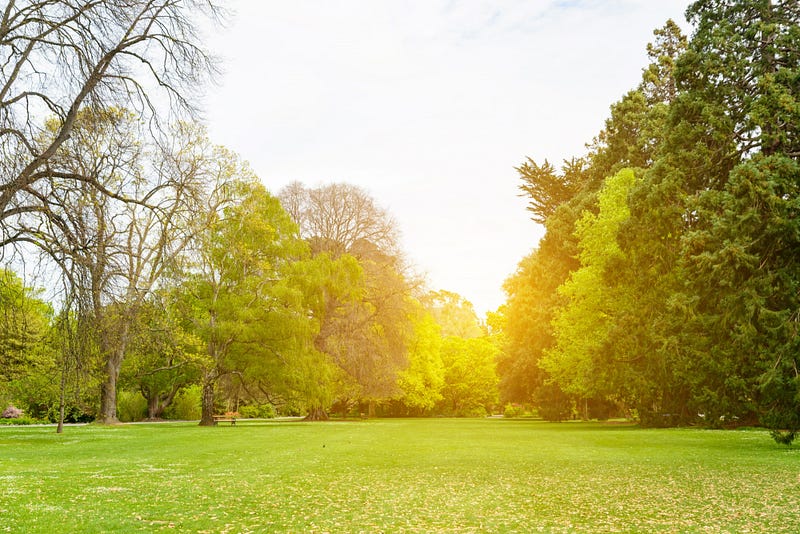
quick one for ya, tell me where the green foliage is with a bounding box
[396,305,444,413]
[502,403,524,418]
[503,4,800,433]
[178,178,334,422]
[164,385,202,421]
[543,169,638,400]
[116,390,147,423]
[494,216,580,407]
[121,297,202,419]
[683,0,800,159]
[438,336,499,416]
[0,415,46,425]
[0,269,54,395]
[238,403,277,419]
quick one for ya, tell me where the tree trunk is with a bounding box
[57,355,68,434]
[304,406,329,421]
[147,394,161,420]
[199,374,217,426]
[97,346,125,424]
[145,387,179,420]
[97,319,131,425]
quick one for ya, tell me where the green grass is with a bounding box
[0,419,798,533]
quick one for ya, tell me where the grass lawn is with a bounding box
[0,418,798,533]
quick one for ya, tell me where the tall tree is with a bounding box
[438,336,499,417]
[666,0,800,438]
[279,182,415,416]
[395,304,444,415]
[179,178,332,425]
[424,290,484,339]
[21,109,209,423]
[500,20,687,420]
[542,169,638,402]
[0,0,221,245]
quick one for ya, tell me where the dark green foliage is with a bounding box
[517,158,585,224]
[534,383,573,422]
[684,0,800,157]
[46,404,94,424]
[768,429,795,446]
[501,2,800,443]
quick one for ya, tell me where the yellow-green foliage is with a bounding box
[543,169,638,398]
[164,385,202,421]
[116,391,148,422]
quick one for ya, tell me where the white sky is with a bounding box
[202,1,692,317]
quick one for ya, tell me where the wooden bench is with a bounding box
[212,412,239,426]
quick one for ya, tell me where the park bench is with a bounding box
[212,411,239,426]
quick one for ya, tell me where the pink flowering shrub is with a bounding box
[2,406,23,419]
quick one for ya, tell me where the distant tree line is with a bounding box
[0,126,502,426]
[0,1,501,428]
[494,0,800,444]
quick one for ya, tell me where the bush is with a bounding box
[2,405,23,418]
[0,415,46,425]
[769,429,795,446]
[277,401,304,417]
[117,390,147,422]
[238,403,277,419]
[535,384,574,422]
[457,405,488,418]
[164,385,201,420]
[46,404,95,424]
[503,403,524,418]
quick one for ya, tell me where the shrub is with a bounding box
[0,415,45,425]
[2,405,23,418]
[46,404,95,423]
[458,405,488,418]
[277,401,304,417]
[535,383,574,422]
[239,403,277,419]
[769,430,795,446]
[165,385,202,420]
[503,403,524,418]
[117,390,147,422]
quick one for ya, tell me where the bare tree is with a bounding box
[20,112,214,423]
[0,0,222,245]
[279,182,399,257]
[279,182,415,417]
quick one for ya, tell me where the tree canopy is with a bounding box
[497,2,800,442]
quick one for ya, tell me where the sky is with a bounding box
[202,1,693,316]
